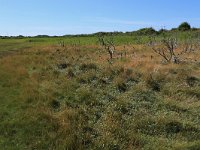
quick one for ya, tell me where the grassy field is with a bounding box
[0,34,200,150]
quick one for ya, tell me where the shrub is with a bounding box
[147,79,161,92]
[158,28,168,34]
[178,22,191,31]
[146,75,163,92]
[50,99,60,109]
[165,121,183,134]
[186,76,199,87]
[136,27,157,35]
[80,63,97,71]
[57,63,70,70]
[117,82,127,93]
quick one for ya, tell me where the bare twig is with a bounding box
[97,34,116,60]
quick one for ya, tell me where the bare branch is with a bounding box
[97,34,116,60]
[149,35,199,63]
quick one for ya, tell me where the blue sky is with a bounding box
[0,0,199,36]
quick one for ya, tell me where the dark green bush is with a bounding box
[50,99,60,109]
[165,121,183,134]
[80,63,97,71]
[136,27,157,35]
[178,22,191,31]
[117,82,127,93]
[186,76,199,87]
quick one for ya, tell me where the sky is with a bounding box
[0,0,200,36]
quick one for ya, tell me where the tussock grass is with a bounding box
[0,36,199,149]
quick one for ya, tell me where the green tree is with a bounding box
[136,27,157,35]
[178,22,191,31]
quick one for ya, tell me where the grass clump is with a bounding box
[0,36,200,149]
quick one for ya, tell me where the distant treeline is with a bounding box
[1,22,200,39]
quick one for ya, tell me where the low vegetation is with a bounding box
[0,23,200,149]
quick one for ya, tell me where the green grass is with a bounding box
[0,34,200,149]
